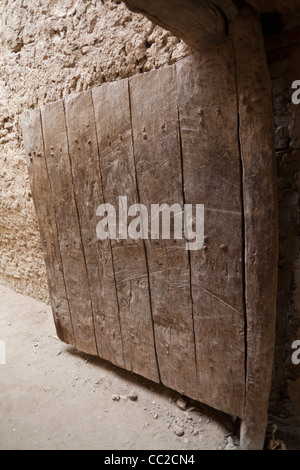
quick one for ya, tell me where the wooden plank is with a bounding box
[20,109,74,346]
[176,47,245,417]
[230,4,278,450]
[247,0,300,19]
[63,91,125,369]
[129,65,198,398]
[92,80,160,383]
[123,0,230,51]
[40,100,98,356]
[123,0,300,44]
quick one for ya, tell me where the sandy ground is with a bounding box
[0,283,242,450]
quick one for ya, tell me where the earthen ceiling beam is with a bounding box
[123,0,300,51]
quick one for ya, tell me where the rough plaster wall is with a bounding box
[0,0,192,302]
[269,47,300,424]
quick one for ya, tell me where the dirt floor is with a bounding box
[0,283,244,451]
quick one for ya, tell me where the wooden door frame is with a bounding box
[122,1,279,450]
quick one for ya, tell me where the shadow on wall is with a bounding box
[268,45,300,428]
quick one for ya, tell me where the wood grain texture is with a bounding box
[21,27,278,447]
[21,109,74,346]
[40,100,98,356]
[230,5,278,450]
[212,0,240,21]
[63,91,125,369]
[176,48,245,417]
[123,0,230,51]
[92,80,160,383]
[129,65,198,398]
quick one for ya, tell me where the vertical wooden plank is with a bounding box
[176,46,245,417]
[21,109,74,346]
[129,65,198,398]
[63,91,125,369]
[92,81,160,383]
[230,5,278,450]
[40,101,98,356]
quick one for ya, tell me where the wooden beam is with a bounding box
[229,5,278,450]
[123,1,300,54]
[247,0,300,20]
[122,0,239,51]
[40,101,99,356]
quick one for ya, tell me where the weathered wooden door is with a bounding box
[21,22,277,449]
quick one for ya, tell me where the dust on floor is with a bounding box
[0,284,239,450]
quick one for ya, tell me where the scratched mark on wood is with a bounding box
[129,65,198,399]
[40,100,98,355]
[21,50,253,420]
[176,46,245,417]
[20,109,74,346]
[64,91,125,368]
[92,81,160,382]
